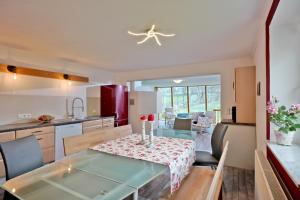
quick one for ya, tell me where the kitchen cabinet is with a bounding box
[235,66,256,124]
[0,131,16,177]
[82,119,103,134]
[16,126,55,164]
[55,124,82,160]
[83,118,114,134]
[102,117,114,128]
[101,85,128,126]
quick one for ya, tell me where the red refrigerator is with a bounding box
[101,85,128,126]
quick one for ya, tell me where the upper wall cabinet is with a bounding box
[235,66,256,124]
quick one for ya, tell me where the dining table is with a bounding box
[0,128,197,200]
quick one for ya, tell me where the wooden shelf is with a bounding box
[0,64,89,83]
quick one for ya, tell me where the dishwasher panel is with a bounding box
[55,123,82,160]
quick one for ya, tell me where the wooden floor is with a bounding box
[135,166,255,200]
[223,167,254,200]
[195,131,255,200]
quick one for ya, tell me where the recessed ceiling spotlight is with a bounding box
[128,25,175,46]
[173,79,183,84]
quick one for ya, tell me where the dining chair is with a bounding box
[0,135,43,180]
[172,141,229,200]
[64,124,133,156]
[193,123,228,167]
[173,118,192,131]
[164,107,176,128]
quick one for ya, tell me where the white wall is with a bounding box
[116,57,254,120]
[270,22,300,144]
[129,91,161,133]
[254,0,300,149]
[224,125,256,169]
[86,86,101,116]
[253,0,273,152]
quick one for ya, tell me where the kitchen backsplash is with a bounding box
[0,74,87,125]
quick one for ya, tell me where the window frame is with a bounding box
[156,84,221,113]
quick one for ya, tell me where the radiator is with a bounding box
[255,150,287,200]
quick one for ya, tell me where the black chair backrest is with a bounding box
[211,123,228,160]
[173,118,192,131]
[0,135,43,180]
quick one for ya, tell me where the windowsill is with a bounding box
[267,142,300,188]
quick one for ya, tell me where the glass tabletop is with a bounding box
[153,128,197,140]
[2,161,137,200]
[1,128,193,200]
[1,151,168,200]
[58,150,168,189]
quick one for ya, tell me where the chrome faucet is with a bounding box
[71,97,84,118]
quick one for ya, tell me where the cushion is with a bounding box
[197,116,212,128]
[177,113,189,118]
[194,151,219,165]
[191,112,205,121]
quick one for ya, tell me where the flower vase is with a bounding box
[274,130,295,146]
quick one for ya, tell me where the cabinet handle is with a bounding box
[37,138,43,141]
[32,130,42,134]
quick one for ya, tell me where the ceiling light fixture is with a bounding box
[63,74,72,86]
[173,79,183,84]
[7,65,17,80]
[128,25,175,46]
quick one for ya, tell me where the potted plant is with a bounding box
[267,97,300,145]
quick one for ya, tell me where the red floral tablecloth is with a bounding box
[90,134,196,193]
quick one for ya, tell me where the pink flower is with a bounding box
[291,104,297,110]
[288,104,300,114]
[267,102,278,114]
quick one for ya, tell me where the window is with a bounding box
[188,86,206,112]
[157,87,172,111]
[157,84,221,114]
[173,87,188,113]
[207,85,221,111]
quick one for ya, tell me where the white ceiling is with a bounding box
[0,0,264,71]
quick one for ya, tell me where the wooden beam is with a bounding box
[0,64,89,83]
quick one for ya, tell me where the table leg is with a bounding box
[133,190,138,200]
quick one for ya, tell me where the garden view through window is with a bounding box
[157,84,221,115]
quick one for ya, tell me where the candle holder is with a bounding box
[137,115,147,145]
[147,121,154,148]
[138,120,147,145]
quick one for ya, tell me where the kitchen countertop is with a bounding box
[221,119,256,127]
[0,116,114,133]
[267,142,300,188]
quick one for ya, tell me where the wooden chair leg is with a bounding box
[218,185,222,200]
